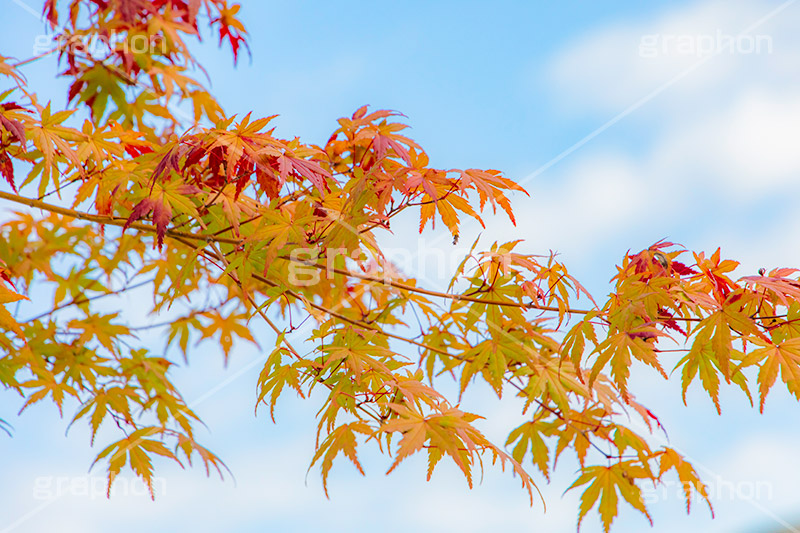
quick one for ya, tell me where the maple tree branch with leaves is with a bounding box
[2,2,800,531]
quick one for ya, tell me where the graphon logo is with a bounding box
[639,30,773,58]
[286,242,526,287]
[641,477,773,505]
[32,31,167,58]
[32,475,167,500]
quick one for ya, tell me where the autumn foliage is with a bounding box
[2,2,800,531]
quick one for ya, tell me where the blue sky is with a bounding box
[3,0,800,532]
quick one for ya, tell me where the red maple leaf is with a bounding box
[671,261,698,276]
[123,197,172,249]
[0,150,15,192]
[0,103,29,145]
[278,155,330,196]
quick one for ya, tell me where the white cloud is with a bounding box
[513,153,649,252]
[519,0,800,270]
[545,0,799,115]
[650,88,800,196]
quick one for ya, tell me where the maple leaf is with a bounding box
[657,447,713,516]
[460,337,514,397]
[506,421,551,479]
[19,369,80,415]
[113,0,149,23]
[123,180,201,249]
[68,63,133,121]
[196,310,258,364]
[150,143,189,185]
[256,346,304,422]
[568,461,653,533]
[320,330,393,384]
[124,197,172,249]
[67,313,130,355]
[740,268,800,306]
[561,312,599,373]
[0,102,28,145]
[72,386,139,444]
[0,56,26,85]
[92,427,180,499]
[211,2,250,64]
[520,356,590,413]
[373,131,411,164]
[27,103,83,196]
[611,427,652,464]
[0,150,14,193]
[379,401,517,497]
[691,302,766,380]
[675,326,751,413]
[384,370,444,408]
[277,153,331,196]
[248,203,317,272]
[41,0,58,28]
[170,431,229,481]
[0,274,28,340]
[405,162,482,237]
[621,395,664,433]
[738,337,800,412]
[309,422,371,497]
[551,410,601,468]
[671,260,698,276]
[166,314,203,361]
[456,168,528,224]
[185,0,202,24]
[589,327,667,400]
[693,248,739,302]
